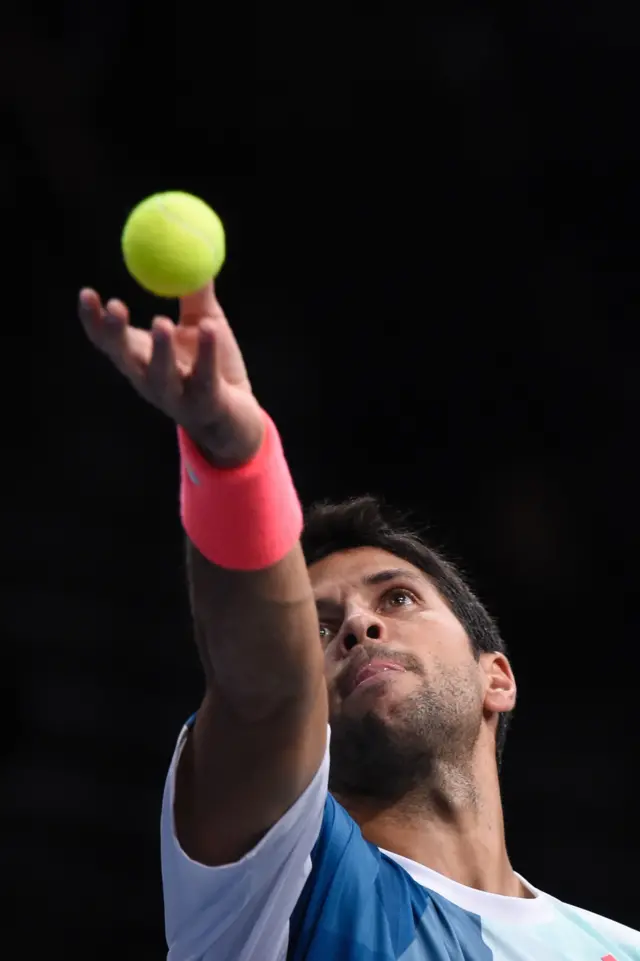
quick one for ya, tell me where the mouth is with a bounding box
[349,660,405,694]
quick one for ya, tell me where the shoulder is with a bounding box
[562,902,640,949]
[536,887,640,955]
[288,795,433,961]
[161,719,330,961]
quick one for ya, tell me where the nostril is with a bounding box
[366,624,380,639]
[344,633,358,652]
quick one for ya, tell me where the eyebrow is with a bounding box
[362,568,426,587]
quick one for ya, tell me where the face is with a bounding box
[309,547,513,802]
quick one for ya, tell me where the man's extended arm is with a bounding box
[79,282,328,868]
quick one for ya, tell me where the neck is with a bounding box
[338,754,528,898]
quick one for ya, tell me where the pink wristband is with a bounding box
[178,412,303,570]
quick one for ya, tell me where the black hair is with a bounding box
[301,495,512,765]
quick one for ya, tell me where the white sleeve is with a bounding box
[160,724,330,961]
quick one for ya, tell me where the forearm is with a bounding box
[186,538,323,720]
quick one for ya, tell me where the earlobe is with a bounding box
[481,653,517,713]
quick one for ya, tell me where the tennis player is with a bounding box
[79,282,639,960]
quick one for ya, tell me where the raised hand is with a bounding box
[79,282,264,467]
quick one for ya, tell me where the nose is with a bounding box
[338,610,386,657]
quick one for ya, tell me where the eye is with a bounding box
[382,587,418,610]
[319,624,335,645]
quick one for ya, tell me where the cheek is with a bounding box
[413,613,470,659]
[323,652,340,699]
[323,646,335,675]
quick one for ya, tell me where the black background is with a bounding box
[3,3,638,958]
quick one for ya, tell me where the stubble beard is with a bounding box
[328,662,483,807]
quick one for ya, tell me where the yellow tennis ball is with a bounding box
[121,191,226,298]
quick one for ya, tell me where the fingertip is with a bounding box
[105,298,128,319]
[180,281,219,316]
[78,288,98,308]
[198,319,216,338]
[152,315,174,337]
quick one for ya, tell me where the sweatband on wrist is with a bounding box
[177,412,303,571]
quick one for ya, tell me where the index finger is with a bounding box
[179,281,225,328]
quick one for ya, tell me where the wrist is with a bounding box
[183,405,266,470]
[177,412,303,570]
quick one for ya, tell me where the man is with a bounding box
[79,282,639,960]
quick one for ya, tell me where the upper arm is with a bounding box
[176,541,328,867]
[162,722,330,961]
[175,674,328,867]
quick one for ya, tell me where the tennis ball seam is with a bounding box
[154,199,220,254]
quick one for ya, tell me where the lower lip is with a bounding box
[353,669,404,692]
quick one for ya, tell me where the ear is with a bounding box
[479,652,517,715]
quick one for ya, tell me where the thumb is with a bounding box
[179,281,224,327]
